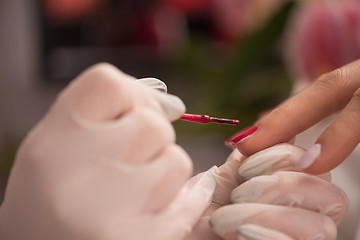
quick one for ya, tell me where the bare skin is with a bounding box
[232,59,360,175]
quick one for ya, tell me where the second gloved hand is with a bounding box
[210,143,349,240]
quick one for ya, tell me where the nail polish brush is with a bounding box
[179,113,239,125]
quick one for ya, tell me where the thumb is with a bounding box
[210,149,246,206]
[161,171,216,240]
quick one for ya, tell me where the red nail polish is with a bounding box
[225,126,258,146]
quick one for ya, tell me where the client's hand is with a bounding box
[230,59,360,175]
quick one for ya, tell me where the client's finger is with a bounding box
[210,203,337,240]
[229,59,360,157]
[297,88,360,174]
[231,171,349,224]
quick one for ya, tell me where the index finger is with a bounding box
[230,59,360,156]
[57,63,185,122]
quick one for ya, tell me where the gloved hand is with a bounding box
[0,63,216,240]
[209,143,349,240]
[186,149,246,240]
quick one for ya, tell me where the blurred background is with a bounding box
[1,0,360,239]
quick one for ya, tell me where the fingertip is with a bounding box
[229,110,298,157]
[302,126,358,175]
[233,126,279,157]
[155,92,186,122]
[302,156,335,175]
[301,149,342,175]
[225,126,260,156]
[294,142,332,175]
[234,136,261,157]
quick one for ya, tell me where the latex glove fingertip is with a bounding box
[181,171,216,200]
[136,77,167,93]
[155,92,186,121]
[238,143,304,180]
[231,175,279,204]
[237,224,295,240]
[195,171,217,197]
[135,77,186,121]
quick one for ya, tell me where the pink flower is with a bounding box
[160,0,212,14]
[211,0,286,42]
[284,0,360,83]
[151,5,189,54]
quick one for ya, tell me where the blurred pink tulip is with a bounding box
[151,5,189,54]
[212,0,285,42]
[160,0,212,14]
[284,0,360,83]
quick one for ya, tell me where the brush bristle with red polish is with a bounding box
[179,113,239,125]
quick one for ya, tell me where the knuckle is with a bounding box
[63,63,134,108]
[353,88,360,99]
[269,106,303,134]
[72,63,135,95]
[63,63,121,99]
[168,145,192,176]
[136,109,175,143]
[315,69,341,92]
[93,62,116,70]
[315,68,350,107]
[87,62,117,74]
[80,63,121,87]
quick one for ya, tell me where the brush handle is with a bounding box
[179,113,239,125]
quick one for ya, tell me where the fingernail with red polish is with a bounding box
[225,126,258,147]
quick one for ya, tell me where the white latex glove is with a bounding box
[186,150,246,240]
[209,143,349,240]
[0,63,216,240]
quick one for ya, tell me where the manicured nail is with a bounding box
[296,144,321,170]
[225,126,258,147]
